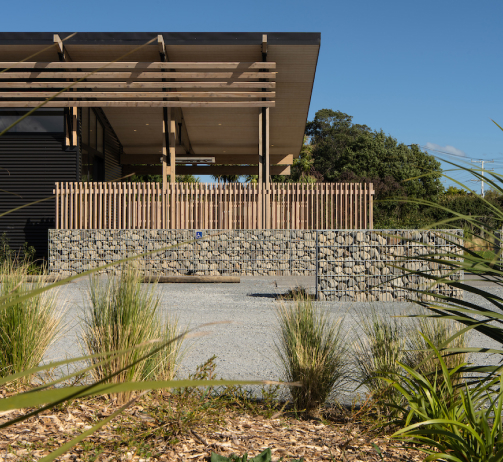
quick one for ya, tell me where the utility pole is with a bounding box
[471,159,494,197]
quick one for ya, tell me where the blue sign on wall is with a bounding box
[195,231,203,239]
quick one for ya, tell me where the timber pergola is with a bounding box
[0,32,323,229]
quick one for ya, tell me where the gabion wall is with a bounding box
[316,230,464,302]
[48,229,316,276]
[49,229,463,302]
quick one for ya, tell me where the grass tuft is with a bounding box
[353,306,406,415]
[81,264,183,403]
[0,259,62,384]
[275,291,349,416]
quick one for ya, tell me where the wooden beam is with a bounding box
[0,71,277,79]
[158,36,166,59]
[0,101,276,108]
[0,81,276,89]
[53,35,66,61]
[0,62,277,70]
[0,91,275,99]
[120,154,294,165]
[262,34,268,56]
[123,165,291,176]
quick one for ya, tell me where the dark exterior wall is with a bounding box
[78,108,122,182]
[0,135,78,259]
[98,109,122,181]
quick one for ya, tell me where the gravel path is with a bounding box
[45,275,503,404]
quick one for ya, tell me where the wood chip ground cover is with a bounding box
[0,391,423,462]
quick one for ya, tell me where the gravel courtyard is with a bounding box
[45,275,502,404]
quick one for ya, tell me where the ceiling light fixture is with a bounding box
[176,157,215,164]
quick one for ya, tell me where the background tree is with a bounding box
[306,109,444,227]
[211,165,241,184]
[270,136,322,183]
[129,173,200,183]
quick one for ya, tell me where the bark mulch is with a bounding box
[0,394,424,461]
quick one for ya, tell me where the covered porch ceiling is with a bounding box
[0,32,320,174]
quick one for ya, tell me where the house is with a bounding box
[0,32,372,263]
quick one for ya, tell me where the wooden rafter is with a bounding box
[0,81,276,89]
[0,60,276,107]
[0,91,275,99]
[0,61,277,69]
[0,101,275,108]
[0,71,276,79]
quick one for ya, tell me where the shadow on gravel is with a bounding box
[247,293,279,299]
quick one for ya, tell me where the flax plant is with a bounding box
[81,264,182,402]
[275,292,349,415]
[0,259,62,384]
[379,120,503,458]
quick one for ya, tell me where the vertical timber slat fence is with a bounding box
[54,182,374,230]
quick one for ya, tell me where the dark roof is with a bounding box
[0,32,320,46]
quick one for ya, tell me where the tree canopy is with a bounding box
[306,109,444,201]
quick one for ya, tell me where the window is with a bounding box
[0,109,64,133]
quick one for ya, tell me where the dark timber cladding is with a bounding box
[0,135,78,258]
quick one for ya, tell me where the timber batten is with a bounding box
[0,61,277,108]
[53,182,375,230]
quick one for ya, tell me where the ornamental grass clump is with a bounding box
[275,293,349,415]
[404,314,467,390]
[81,264,183,403]
[0,259,62,384]
[353,306,406,414]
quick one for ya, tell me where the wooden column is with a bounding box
[168,107,176,183]
[162,107,168,227]
[259,34,270,229]
[159,35,168,228]
[168,107,176,228]
[258,109,263,229]
[262,107,270,229]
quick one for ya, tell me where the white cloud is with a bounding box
[425,142,466,158]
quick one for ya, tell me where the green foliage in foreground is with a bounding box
[82,264,182,403]
[0,261,62,383]
[381,121,503,461]
[211,447,304,462]
[388,339,503,462]
[353,307,466,417]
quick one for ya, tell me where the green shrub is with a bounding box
[0,232,39,274]
[81,264,183,403]
[390,339,503,462]
[275,293,349,416]
[0,260,62,384]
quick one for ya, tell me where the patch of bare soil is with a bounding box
[0,393,423,462]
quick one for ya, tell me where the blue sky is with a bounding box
[2,0,502,190]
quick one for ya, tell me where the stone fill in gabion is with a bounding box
[316,230,463,302]
[49,229,316,277]
[49,229,463,302]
